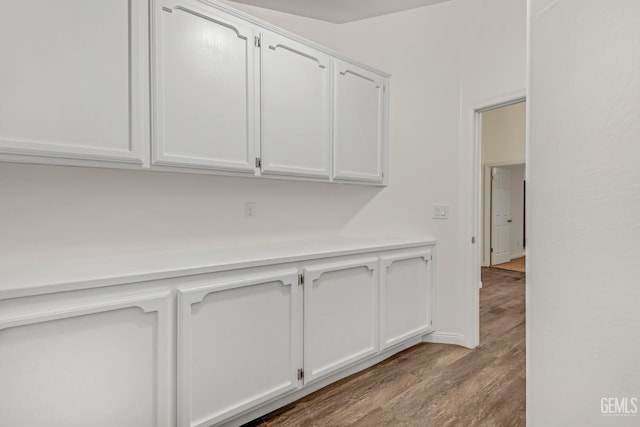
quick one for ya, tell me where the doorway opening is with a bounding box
[469,96,526,348]
[478,101,526,274]
[469,93,526,349]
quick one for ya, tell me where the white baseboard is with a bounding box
[423,331,467,347]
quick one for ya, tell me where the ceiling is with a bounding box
[228,0,450,24]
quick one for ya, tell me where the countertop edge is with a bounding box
[1,239,437,300]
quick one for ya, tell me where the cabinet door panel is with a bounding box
[304,259,378,384]
[153,0,256,171]
[334,61,386,183]
[380,251,432,349]
[0,0,147,164]
[261,32,331,178]
[179,270,301,427]
[0,292,171,427]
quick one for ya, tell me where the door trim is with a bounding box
[467,91,526,348]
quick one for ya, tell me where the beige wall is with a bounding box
[482,101,526,165]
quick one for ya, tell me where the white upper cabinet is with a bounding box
[152,0,257,172]
[260,32,332,179]
[0,0,149,165]
[333,60,387,183]
[0,0,389,184]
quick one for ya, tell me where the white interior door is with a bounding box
[491,167,511,265]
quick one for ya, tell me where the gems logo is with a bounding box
[601,397,638,416]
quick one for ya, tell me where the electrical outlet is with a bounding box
[244,202,256,218]
[433,204,449,220]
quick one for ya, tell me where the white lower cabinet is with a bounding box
[178,270,302,427]
[380,249,433,350]
[303,258,378,384]
[174,247,433,425]
[0,291,172,427]
[0,241,433,427]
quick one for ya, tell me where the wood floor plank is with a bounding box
[244,267,525,427]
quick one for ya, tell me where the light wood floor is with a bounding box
[493,256,526,273]
[244,267,525,426]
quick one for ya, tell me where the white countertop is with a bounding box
[1,237,436,299]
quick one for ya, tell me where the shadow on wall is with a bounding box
[0,163,383,262]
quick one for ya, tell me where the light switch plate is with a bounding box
[433,204,449,219]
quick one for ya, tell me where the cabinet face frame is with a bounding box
[151,0,259,173]
[0,290,172,427]
[177,270,302,427]
[0,0,150,166]
[379,249,433,350]
[302,257,379,385]
[259,31,333,179]
[333,59,388,184]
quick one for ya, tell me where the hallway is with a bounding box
[246,268,526,426]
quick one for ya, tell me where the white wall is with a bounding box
[1,0,526,348]
[529,0,640,425]
[0,164,381,262]
[455,0,527,345]
[239,2,466,341]
[482,102,526,165]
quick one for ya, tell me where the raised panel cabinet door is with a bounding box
[260,32,332,179]
[0,291,172,427]
[178,270,301,427]
[333,60,386,183]
[153,0,257,172]
[303,258,378,384]
[380,250,433,350]
[0,0,148,165]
